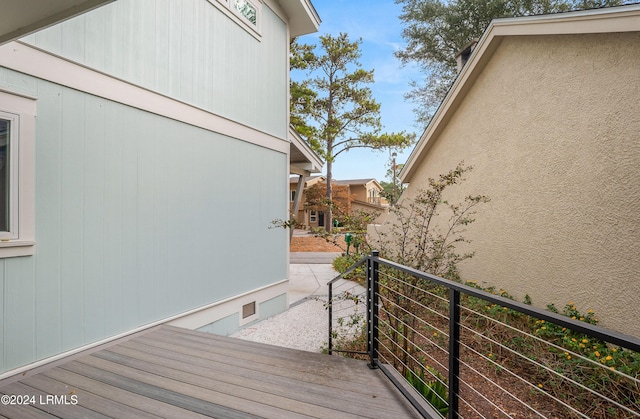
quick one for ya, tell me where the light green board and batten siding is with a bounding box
[0,0,290,375]
[0,73,288,374]
[21,0,289,139]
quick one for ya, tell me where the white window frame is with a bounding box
[207,0,262,39]
[310,210,317,223]
[0,90,36,258]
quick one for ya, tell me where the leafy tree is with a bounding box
[380,157,405,205]
[291,33,415,231]
[374,162,490,279]
[304,182,353,222]
[395,0,625,128]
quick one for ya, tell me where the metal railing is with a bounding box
[327,251,640,419]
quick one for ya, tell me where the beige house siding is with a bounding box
[390,31,640,337]
[291,178,388,228]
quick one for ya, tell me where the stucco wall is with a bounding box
[392,32,640,337]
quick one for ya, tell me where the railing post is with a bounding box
[328,282,333,355]
[448,289,461,418]
[368,250,379,369]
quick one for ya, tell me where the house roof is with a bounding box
[401,3,640,183]
[289,126,323,175]
[0,0,320,46]
[334,179,383,190]
[0,0,114,45]
[279,0,321,38]
[289,175,324,184]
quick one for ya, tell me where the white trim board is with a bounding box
[0,41,289,155]
[168,278,289,329]
[0,279,289,381]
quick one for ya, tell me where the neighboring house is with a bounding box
[386,5,640,337]
[289,175,326,228]
[290,177,387,228]
[334,178,389,212]
[0,0,320,378]
[289,128,324,233]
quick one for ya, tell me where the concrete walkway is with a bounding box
[288,263,339,305]
[290,252,341,264]
[288,249,341,305]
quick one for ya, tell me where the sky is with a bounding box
[291,0,424,183]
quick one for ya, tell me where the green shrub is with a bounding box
[406,367,449,416]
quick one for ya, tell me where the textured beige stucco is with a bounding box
[387,32,640,337]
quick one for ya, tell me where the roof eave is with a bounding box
[0,0,114,46]
[400,4,640,183]
[289,126,324,175]
[279,0,321,38]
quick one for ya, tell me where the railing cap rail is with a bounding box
[370,253,640,353]
[327,255,368,285]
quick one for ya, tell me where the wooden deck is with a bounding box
[0,325,421,418]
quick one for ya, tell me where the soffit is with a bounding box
[277,0,321,38]
[0,0,114,45]
[289,126,323,175]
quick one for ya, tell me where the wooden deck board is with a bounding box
[0,325,421,418]
[98,343,407,417]
[41,367,212,419]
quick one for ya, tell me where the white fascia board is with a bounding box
[0,41,289,154]
[289,126,323,173]
[400,3,640,183]
[0,0,114,45]
[274,0,321,38]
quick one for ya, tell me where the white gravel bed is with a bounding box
[230,280,367,353]
[230,298,330,352]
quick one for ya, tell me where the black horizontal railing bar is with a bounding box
[378,298,450,353]
[329,252,640,417]
[380,284,449,328]
[455,368,517,418]
[376,323,446,387]
[378,279,450,323]
[327,255,367,285]
[458,311,640,384]
[458,352,589,419]
[378,315,449,374]
[377,316,449,375]
[454,339,570,417]
[457,371,532,419]
[378,269,449,305]
[375,341,450,411]
[373,255,640,353]
[378,303,450,356]
[458,331,637,417]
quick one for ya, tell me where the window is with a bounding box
[290,190,296,202]
[233,0,257,26]
[310,210,317,223]
[207,0,261,37]
[0,117,12,233]
[0,90,35,257]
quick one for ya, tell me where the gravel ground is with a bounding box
[230,278,367,353]
[230,298,329,352]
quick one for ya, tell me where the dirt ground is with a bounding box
[290,234,346,252]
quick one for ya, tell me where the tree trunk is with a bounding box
[325,159,332,233]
